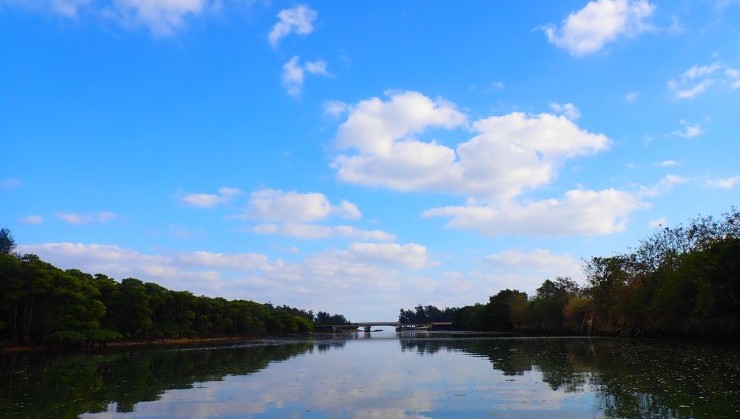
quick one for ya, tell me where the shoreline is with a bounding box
[0,335,267,354]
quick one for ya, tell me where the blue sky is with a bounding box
[1,0,738,320]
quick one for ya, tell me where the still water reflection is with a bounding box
[2,332,738,418]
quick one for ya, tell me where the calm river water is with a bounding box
[1,332,738,418]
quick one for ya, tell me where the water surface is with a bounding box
[2,332,738,418]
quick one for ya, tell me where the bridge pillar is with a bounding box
[364,325,372,333]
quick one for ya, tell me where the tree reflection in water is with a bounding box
[2,337,738,418]
[399,337,739,418]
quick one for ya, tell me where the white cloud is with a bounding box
[345,242,431,270]
[56,211,118,225]
[682,62,723,80]
[251,223,395,241]
[638,174,687,197]
[323,100,350,117]
[334,90,467,155]
[281,56,304,97]
[110,0,211,36]
[336,200,361,219]
[15,242,278,295]
[657,160,679,167]
[543,0,655,56]
[669,119,703,139]
[0,0,214,36]
[422,188,643,237]
[483,249,584,293]
[706,175,740,189]
[0,0,92,17]
[487,248,579,270]
[668,78,715,100]
[238,190,378,242]
[668,62,740,99]
[281,56,330,97]
[242,189,360,223]
[726,68,740,89]
[333,92,608,202]
[97,211,118,223]
[180,187,241,208]
[624,91,639,102]
[268,4,317,49]
[304,60,329,76]
[549,102,581,120]
[52,0,90,17]
[21,215,43,224]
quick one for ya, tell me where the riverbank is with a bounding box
[0,335,271,354]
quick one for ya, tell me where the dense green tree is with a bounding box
[530,277,580,332]
[315,311,349,325]
[0,228,15,254]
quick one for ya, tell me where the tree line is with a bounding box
[0,228,349,346]
[399,208,739,337]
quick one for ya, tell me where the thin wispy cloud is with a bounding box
[625,91,639,102]
[21,215,43,224]
[56,211,118,225]
[706,175,740,189]
[668,62,740,99]
[281,56,330,97]
[669,119,703,139]
[549,102,581,120]
[0,0,216,36]
[180,187,241,208]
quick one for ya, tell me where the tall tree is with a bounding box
[0,228,15,254]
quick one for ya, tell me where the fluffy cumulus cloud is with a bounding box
[242,189,360,223]
[345,242,430,270]
[543,0,655,56]
[180,187,241,208]
[330,91,640,236]
[422,188,642,237]
[333,92,608,202]
[268,4,317,49]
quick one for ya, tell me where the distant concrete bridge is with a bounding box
[316,322,452,333]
